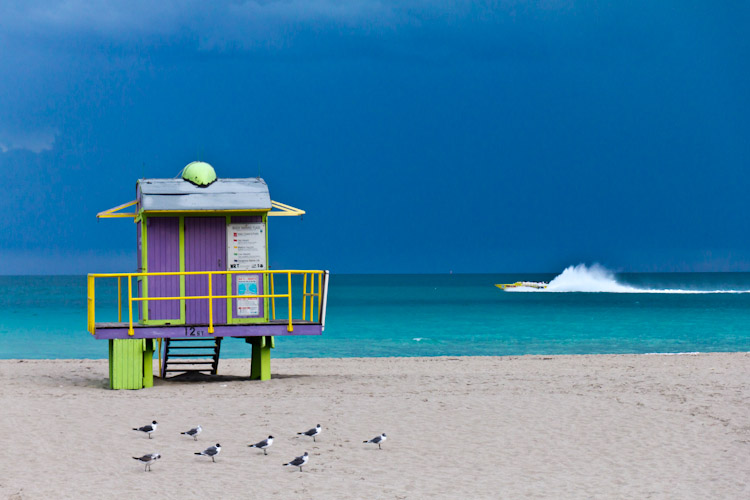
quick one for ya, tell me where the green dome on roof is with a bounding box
[182,161,217,187]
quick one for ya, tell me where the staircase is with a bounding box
[161,337,222,378]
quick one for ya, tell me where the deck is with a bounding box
[93,320,323,340]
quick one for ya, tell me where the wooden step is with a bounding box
[161,337,222,378]
[165,353,217,358]
[164,369,217,373]
[162,345,216,349]
[164,360,215,365]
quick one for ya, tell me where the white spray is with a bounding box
[506,263,749,294]
[545,264,640,292]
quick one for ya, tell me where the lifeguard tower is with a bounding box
[87,162,329,389]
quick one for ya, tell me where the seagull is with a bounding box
[132,453,161,472]
[248,436,274,455]
[297,424,322,442]
[195,444,221,462]
[133,421,158,439]
[181,425,202,441]
[283,452,309,472]
[364,433,387,449]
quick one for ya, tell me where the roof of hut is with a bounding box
[137,177,272,212]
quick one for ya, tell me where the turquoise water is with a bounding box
[1,271,749,359]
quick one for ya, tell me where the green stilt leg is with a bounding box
[250,336,273,380]
[109,339,154,390]
[142,339,154,388]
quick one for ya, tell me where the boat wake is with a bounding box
[506,264,750,294]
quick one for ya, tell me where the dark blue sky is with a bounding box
[1,1,748,274]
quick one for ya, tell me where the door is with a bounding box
[185,217,227,325]
[145,217,181,322]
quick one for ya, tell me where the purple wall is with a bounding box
[185,217,227,325]
[145,217,181,321]
[230,215,265,319]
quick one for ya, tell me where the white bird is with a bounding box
[133,421,158,439]
[132,453,161,471]
[283,452,309,472]
[248,436,274,455]
[195,443,221,462]
[297,424,322,442]
[181,425,202,441]
[364,433,387,449]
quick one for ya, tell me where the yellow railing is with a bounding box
[87,270,327,336]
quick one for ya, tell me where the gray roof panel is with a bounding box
[138,178,272,212]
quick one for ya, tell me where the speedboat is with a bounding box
[495,281,548,290]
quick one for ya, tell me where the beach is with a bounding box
[1,353,748,499]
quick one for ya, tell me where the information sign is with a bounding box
[227,223,266,271]
[236,275,260,317]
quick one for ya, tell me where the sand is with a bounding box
[1,353,749,499]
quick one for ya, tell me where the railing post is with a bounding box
[312,273,316,320]
[270,272,276,320]
[287,271,293,332]
[302,273,307,321]
[87,275,95,334]
[117,276,122,323]
[318,272,322,322]
[208,272,214,334]
[127,275,134,336]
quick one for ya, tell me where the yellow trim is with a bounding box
[87,270,326,336]
[97,200,138,220]
[97,199,304,218]
[132,293,282,300]
[302,273,307,321]
[143,209,269,214]
[127,275,134,336]
[87,275,95,334]
[287,272,293,332]
[271,200,303,211]
[318,273,322,318]
[208,272,214,333]
[313,274,317,319]
[117,276,122,322]
[269,200,305,216]
[302,275,319,323]
[90,270,321,278]
[270,274,276,320]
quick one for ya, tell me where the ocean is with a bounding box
[2,265,749,359]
